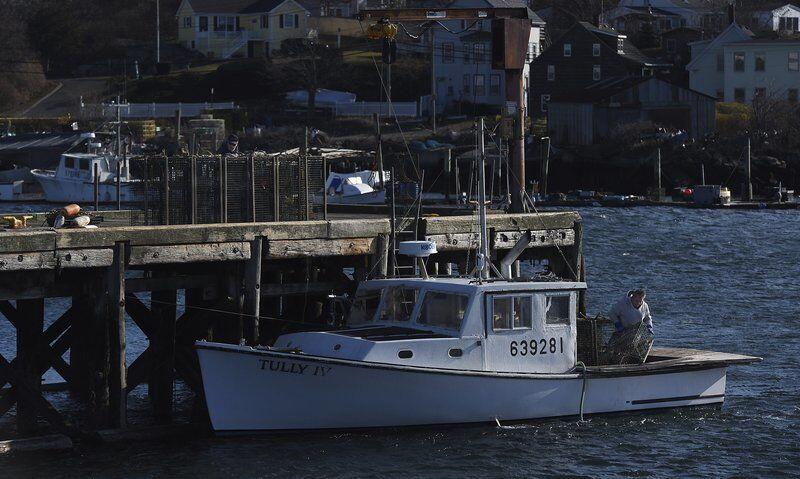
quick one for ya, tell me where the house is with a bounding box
[605,5,686,40]
[546,76,716,145]
[530,22,670,118]
[176,0,311,59]
[603,0,728,36]
[658,27,703,68]
[296,0,365,18]
[721,39,800,103]
[751,3,800,33]
[431,0,545,113]
[685,22,753,99]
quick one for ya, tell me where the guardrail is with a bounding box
[333,101,418,117]
[83,102,236,119]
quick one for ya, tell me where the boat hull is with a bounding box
[32,172,138,203]
[196,343,727,432]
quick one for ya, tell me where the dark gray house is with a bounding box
[547,76,716,145]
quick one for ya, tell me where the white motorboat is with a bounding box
[31,152,138,203]
[196,120,759,433]
[323,170,389,205]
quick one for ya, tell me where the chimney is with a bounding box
[728,2,736,25]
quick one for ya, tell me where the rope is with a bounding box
[575,360,588,422]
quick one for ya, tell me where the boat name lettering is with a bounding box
[257,359,331,377]
[509,337,564,356]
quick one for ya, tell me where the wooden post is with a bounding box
[218,156,225,222]
[116,160,122,211]
[16,298,44,434]
[243,237,262,345]
[273,157,280,221]
[191,156,198,224]
[250,155,256,222]
[93,162,100,211]
[322,158,328,221]
[89,273,110,428]
[108,242,127,428]
[371,234,389,278]
[163,157,170,226]
[150,280,176,424]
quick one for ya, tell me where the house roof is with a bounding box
[183,0,302,14]
[558,75,715,103]
[754,3,800,13]
[575,22,666,66]
[620,6,679,17]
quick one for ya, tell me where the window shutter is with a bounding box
[280,14,284,28]
[213,16,218,30]
[294,14,299,28]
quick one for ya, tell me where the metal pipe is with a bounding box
[500,230,532,279]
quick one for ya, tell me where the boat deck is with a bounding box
[588,347,762,376]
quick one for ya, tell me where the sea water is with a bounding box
[0,207,798,477]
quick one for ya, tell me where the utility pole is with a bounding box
[541,136,550,197]
[429,28,436,133]
[374,114,385,188]
[656,147,662,201]
[156,0,161,63]
[745,137,753,201]
[701,163,706,185]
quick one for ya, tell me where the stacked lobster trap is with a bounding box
[131,152,326,225]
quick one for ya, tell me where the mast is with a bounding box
[477,118,489,280]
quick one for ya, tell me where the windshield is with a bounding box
[418,291,469,331]
[377,286,418,323]
[348,289,383,325]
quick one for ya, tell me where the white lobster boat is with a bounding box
[31,152,137,203]
[195,120,759,433]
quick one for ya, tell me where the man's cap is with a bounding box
[228,134,239,143]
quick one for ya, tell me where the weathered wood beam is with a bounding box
[108,243,127,429]
[242,238,262,344]
[0,249,113,272]
[259,281,347,297]
[0,354,71,435]
[0,300,19,328]
[150,284,176,424]
[129,242,250,266]
[124,293,156,339]
[126,274,219,293]
[492,228,576,249]
[15,298,44,434]
[266,237,376,259]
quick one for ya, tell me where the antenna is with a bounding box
[477,117,489,280]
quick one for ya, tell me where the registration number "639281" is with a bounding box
[510,338,564,356]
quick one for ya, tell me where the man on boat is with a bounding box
[609,289,653,333]
[217,134,240,154]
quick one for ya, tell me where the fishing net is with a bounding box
[602,322,654,365]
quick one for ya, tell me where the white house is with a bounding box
[685,23,753,99]
[432,0,545,113]
[722,40,800,103]
[752,4,800,33]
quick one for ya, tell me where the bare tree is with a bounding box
[284,35,343,122]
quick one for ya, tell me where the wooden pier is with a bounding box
[0,211,582,446]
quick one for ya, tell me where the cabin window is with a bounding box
[544,295,571,325]
[379,287,418,322]
[65,156,75,169]
[418,291,469,330]
[79,158,90,171]
[492,295,532,331]
[348,290,382,325]
[563,43,571,57]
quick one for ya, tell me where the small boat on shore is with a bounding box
[323,170,389,205]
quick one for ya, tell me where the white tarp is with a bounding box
[325,170,390,196]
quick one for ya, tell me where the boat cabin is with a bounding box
[57,153,128,182]
[274,277,586,374]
